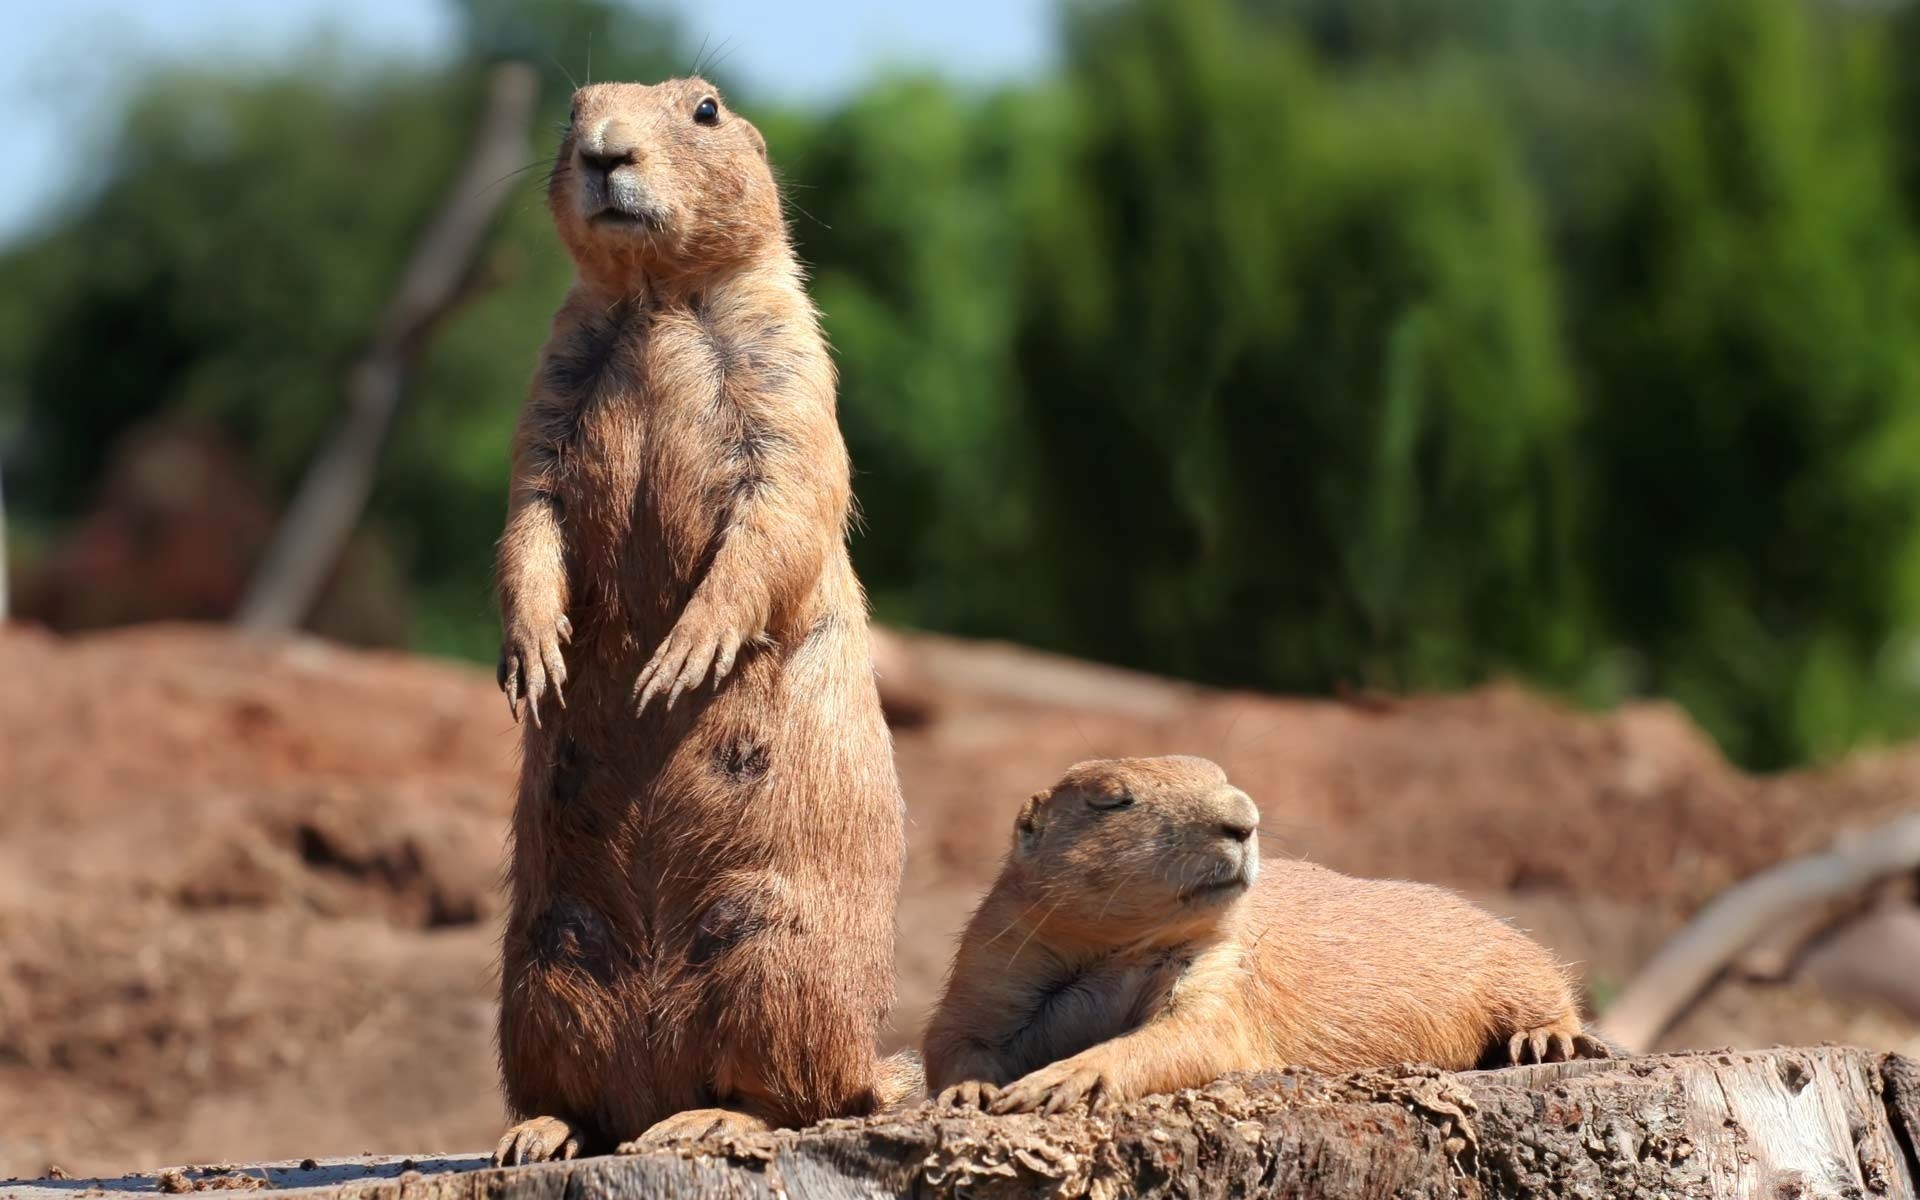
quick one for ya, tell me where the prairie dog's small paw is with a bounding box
[988,1060,1114,1116]
[935,1081,1002,1111]
[1506,1023,1601,1066]
[617,1106,768,1153]
[633,600,750,715]
[499,610,571,727]
[492,1115,582,1166]
[1571,1032,1615,1060]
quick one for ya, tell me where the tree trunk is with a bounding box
[13,1047,1917,1199]
[234,61,538,634]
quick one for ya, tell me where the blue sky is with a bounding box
[0,0,1057,244]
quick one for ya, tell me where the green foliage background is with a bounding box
[7,0,1920,769]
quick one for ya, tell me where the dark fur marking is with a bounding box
[691,301,748,385]
[690,295,738,390]
[1030,969,1088,1012]
[551,736,590,806]
[690,308,795,513]
[544,300,641,400]
[713,737,771,784]
[1010,946,1184,1051]
[1150,947,1193,973]
[727,424,775,507]
[541,736,618,840]
[1017,962,1102,1041]
[531,900,615,983]
[689,896,768,964]
[737,324,795,394]
[746,361,798,396]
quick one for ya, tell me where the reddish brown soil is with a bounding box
[1,623,1915,1177]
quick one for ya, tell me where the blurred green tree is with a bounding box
[11,68,476,511]
[0,0,687,658]
[775,79,1044,635]
[9,0,1920,768]
[1004,0,1584,690]
[1579,0,1920,766]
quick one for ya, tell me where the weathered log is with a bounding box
[8,1048,1915,1200]
[1597,814,1920,1052]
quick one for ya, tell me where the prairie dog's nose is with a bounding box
[579,118,642,174]
[1215,787,1259,844]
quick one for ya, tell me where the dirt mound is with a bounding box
[887,635,1916,914]
[1,623,1914,1177]
[11,420,408,646]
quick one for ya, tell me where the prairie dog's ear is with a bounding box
[741,117,768,161]
[1014,789,1051,856]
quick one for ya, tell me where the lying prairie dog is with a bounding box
[923,755,1608,1114]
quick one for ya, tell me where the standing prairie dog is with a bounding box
[490,78,905,1163]
[924,756,1608,1114]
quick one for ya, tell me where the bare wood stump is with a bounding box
[9,1048,1916,1200]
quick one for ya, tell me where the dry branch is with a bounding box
[236,61,539,632]
[12,1048,1917,1200]
[1597,814,1920,1053]
[0,456,10,622]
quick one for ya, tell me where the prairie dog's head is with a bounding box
[549,78,782,282]
[1007,756,1260,941]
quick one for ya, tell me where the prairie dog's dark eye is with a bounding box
[693,96,720,125]
[1086,789,1135,812]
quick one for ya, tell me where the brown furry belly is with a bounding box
[497,611,902,1137]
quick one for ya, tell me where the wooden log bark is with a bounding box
[7,1048,1915,1200]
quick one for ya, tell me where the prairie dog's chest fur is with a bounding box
[534,282,825,616]
[1006,948,1192,1073]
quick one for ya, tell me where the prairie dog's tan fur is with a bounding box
[490,78,904,1163]
[923,756,1606,1114]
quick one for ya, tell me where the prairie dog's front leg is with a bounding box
[496,414,571,726]
[923,921,1034,1111]
[632,346,847,714]
[988,1002,1260,1115]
